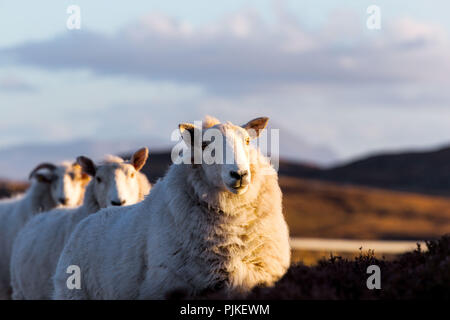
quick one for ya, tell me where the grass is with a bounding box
[246,235,450,300]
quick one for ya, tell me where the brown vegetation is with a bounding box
[282,176,450,240]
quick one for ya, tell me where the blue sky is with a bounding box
[1,0,450,162]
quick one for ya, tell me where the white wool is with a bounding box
[52,147,290,300]
[137,172,152,201]
[10,160,151,300]
[102,154,125,164]
[0,162,87,300]
[203,115,221,129]
[0,182,56,300]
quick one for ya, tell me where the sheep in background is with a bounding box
[10,148,150,300]
[53,117,290,300]
[0,162,89,300]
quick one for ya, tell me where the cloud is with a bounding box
[0,75,36,92]
[2,6,450,162]
[3,8,450,95]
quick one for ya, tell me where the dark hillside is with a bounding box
[314,146,450,196]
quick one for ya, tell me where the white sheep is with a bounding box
[0,162,89,300]
[52,117,290,300]
[10,148,151,300]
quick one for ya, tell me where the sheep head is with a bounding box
[29,162,90,207]
[77,148,149,208]
[179,116,269,195]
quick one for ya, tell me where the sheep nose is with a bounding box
[229,170,248,181]
[111,200,126,206]
[59,198,68,205]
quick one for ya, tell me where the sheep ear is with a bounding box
[29,162,56,181]
[242,117,269,139]
[34,173,52,183]
[77,156,96,177]
[131,147,149,172]
[72,162,91,185]
[179,123,200,147]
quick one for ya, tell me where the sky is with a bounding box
[1,0,450,163]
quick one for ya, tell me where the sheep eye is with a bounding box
[245,138,250,145]
[130,172,135,178]
[96,177,102,183]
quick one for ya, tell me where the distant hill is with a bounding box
[0,180,28,199]
[140,152,173,183]
[299,146,450,196]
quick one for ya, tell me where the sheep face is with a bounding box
[179,117,269,195]
[50,163,90,207]
[93,163,141,207]
[77,148,148,208]
[29,162,90,207]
